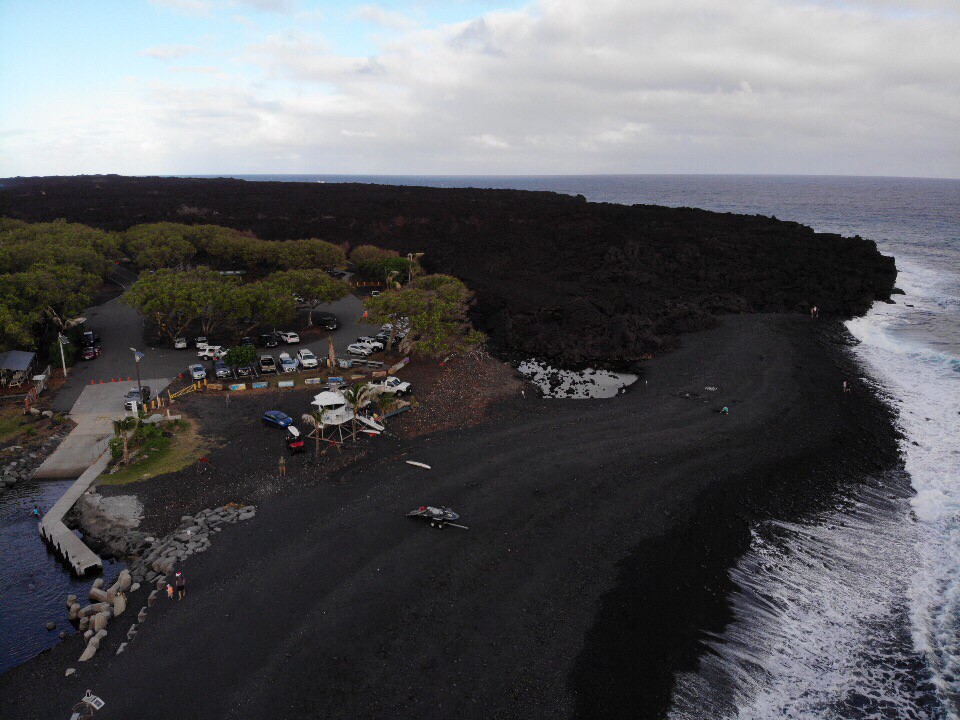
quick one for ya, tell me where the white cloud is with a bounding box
[355,4,417,30]
[141,44,203,60]
[4,0,960,177]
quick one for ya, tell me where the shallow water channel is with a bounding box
[0,477,124,673]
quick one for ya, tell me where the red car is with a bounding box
[80,346,101,361]
[286,426,305,454]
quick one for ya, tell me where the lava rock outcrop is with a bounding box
[0,175,897,367]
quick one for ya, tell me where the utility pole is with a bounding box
[58,334,69,379]
[131,348,144,406]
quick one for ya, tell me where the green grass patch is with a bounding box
[0,407,30,445]
[100,418,208,486]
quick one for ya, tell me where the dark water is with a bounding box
[0,478,124,673]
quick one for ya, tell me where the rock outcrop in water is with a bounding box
[0,175,897,367]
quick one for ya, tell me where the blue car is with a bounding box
[262,410,293,429]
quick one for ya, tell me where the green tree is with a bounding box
[267,269,351,326]
[124,269,204,343]
[111,417,138,466]
[350,245,398,265]
[276,238,346,270]
[223,344,257,368]
[354,256,412,283]
[363,274,485,357]
[124,223,198,270]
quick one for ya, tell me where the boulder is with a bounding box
[92,578,104,590]
[147,590,158,607]
[88,587,108,603]
[130,582,140,593]
[127,624,137,640]
[117,570,132,592]
[46,621,56,631]
[79,602,109,618]
[65,668,76,677]
[92,611,110,633]
[116,642,127,655]
[112,593,127,617]
[78,616,89,633]
[69,603,80,621]
[65,594,77,609]
[137,607,147,623]
[79,644,97,662]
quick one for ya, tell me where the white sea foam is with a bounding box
[517,360,637,399]
[669,260,960,719]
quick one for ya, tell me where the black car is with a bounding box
[241,336,255,347]
[315,313,340,331]
[81,330,101,347]
[235,365,255,378]
[259,333,279,348]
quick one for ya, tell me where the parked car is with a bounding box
[297,348,319,368]
[123,386,152,411]
[371,376,411,396]
[189,364,207,381]
[235,365,255,378]
[370,290,381,297]
[278,353,298,373]
[213,360,232,379]
[81,330,101,347]
[195,336,208,349]
[262,410,293,428]
[241,336,255,347]
[259,355,277,374]
[259,333,279,348]
[356,336,385,351]
[80,346,101,361]
[174,337,188,349]
[315,313,340,331]
[278,331,300,344]
[198,346,225,360]
[347,343,373,356]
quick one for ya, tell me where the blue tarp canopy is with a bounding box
[0,350,35,372]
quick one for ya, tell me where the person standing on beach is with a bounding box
[166,583,174,600]
[278,455,287,477]
[175,571,185,600]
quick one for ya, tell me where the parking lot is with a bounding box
[55,291,383,413]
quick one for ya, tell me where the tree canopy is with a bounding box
[0,218,120,351]
[363,274,485,357]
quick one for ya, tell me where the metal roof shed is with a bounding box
[0,350,35,372]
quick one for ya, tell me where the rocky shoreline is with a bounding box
[58,503,257,668]
[0,420,71,497]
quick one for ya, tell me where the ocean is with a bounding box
[218,174,960,718]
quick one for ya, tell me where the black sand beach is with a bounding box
[0,314,899,719]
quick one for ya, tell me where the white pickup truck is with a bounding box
[369,376,411,396]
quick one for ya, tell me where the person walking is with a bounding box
[32,506,40,519]
[175,571,185,601]
[278,455,287,477]
[166,583,174,600]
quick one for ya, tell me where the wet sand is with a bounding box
[0,314,899,719]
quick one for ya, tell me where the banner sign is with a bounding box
[252,381,269,389]
[371,370,387,378]
[328,377,344,384]
[206,383,224,391]
[229,383,246,391]
[277,380,295,388]
[304,377,323,385]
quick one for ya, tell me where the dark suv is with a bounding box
[259,333,279,348]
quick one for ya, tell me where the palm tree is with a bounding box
[111,417,138,465]
[341,382,374,442]
[310,410,324,459]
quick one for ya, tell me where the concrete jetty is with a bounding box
[35,377,170,575]
[38,452,111,576]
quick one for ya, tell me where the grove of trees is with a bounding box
[0,218,120,351]
[124,267,351,344]
[363,274,486,357]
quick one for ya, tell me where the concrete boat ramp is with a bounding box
[36,378,170,576]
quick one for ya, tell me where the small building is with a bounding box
[0,350,36,387]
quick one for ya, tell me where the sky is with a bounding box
[1,0,958,178]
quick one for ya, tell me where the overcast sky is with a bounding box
[1,0,958,178]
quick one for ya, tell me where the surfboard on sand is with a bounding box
[405,461,431,469]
